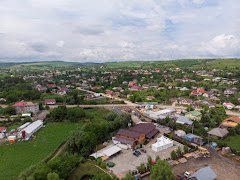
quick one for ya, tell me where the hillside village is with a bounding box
[0,59,240,180]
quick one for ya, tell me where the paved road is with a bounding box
[76,87,136,106]
[76,87,240,116]
[48,104,136,109]
[1,87,240,117]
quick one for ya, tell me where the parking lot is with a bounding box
[107,140,183,178]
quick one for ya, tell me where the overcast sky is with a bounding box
[0,0,239,62]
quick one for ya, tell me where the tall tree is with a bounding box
[151,160,175,180]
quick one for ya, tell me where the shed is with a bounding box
[189,166,217,180]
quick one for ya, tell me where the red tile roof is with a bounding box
[128,81,137,87]
[0,127,6,132]
[13,102,35,107]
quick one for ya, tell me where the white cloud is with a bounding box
[56,40,65,48]
[0,0,239,62]
[201,34,240,56]
[192,0,206,4]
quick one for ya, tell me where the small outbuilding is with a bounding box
[189,166,217,180]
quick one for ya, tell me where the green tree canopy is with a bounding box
[150,160,175,180]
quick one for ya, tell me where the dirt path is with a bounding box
[44,141,68,162]
[94,164,113,178]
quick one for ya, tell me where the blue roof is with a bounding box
[189,166,217,180]
[185,133,201,139]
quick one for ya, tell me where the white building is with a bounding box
[144,108,176,121]
[152,136,174,152]
[19,120,43,140]
[17,122,31,132]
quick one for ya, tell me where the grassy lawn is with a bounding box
[68,161,110,180]
[0,122,81,180]
[85,108,109,122]
[223,135,240,151]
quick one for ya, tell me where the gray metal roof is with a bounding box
[176,115,193,125]
[189,166,217,180]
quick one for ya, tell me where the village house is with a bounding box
[186,110,202,121]
[177,98,194,106]
[13,101,39,114]
[208,127,229,139]
[190,88,206,96]
[128,85,142,91]
[113,129,144,149]
[128,81,137,87]
[223,102,235,110]
[0,127,7,139]
[146,96,155,101]
[47,84,57,88]
[221,116,240,128]
[105,89,114,96]
[113,123,158,149]
[44,99,56,105]
[175,115,193,126]
[142,84,150,89]
[35,85,47,92]
[184,133,205,146]
[224,88,237,96]
[57,87,69,96]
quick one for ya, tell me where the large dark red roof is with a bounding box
[130,123,156,135]
[117,123,158,139]
[117,129,143,138]
[114,137,136,146]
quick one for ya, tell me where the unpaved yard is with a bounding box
[173,153,240,180]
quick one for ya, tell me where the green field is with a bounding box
[223,135,240,151]
[205,59,240,69]
[0,122,81,180]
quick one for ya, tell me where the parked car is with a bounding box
[184,171,191,178]
[133,151,140,157]
[135,150,141,155]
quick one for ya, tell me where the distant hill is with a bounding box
[104,58,240,69]
[1,58,239,69]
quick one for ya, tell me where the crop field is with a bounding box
[0,122,81,180]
